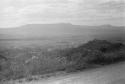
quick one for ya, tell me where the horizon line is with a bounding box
[0,23,124,29]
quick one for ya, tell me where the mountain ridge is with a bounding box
[0,23,124,41]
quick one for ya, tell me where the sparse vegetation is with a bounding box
[0,39,125,82]
[64,39,125,71]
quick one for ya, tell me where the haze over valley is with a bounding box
[0,23,124,48]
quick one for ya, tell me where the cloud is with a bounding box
[94,0,125,22]
[0,0,125,27]
[97,1,125,12]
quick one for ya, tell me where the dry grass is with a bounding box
[0,39,125,81]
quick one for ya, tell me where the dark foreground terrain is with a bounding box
[4,61,125,84]
[0,39,125,83]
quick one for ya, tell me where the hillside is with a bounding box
[0,39,125,82]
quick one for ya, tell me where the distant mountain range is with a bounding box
[0,23,124,41]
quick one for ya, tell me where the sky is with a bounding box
[0,0,125,28]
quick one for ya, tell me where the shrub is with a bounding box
[64,39,125,71]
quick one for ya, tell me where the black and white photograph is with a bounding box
[0,0,125,84]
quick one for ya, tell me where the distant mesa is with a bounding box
[0,23,124,42]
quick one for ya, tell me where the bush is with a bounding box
[64,39,125,71]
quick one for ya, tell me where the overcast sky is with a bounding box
[0,0,125,27]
